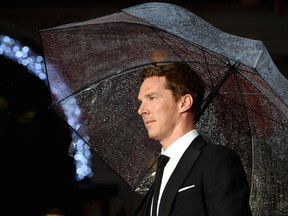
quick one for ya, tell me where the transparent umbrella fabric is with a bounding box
[40,3,288,216]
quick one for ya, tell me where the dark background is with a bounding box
[0,1,287,216]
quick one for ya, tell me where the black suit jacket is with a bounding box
[133,135,252,216]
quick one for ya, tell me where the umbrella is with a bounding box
[39,2,288,216]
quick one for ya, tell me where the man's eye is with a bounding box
[149,96,156,100]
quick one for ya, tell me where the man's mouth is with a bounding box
[145,120,155,126]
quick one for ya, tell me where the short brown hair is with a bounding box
[140,62,205,121]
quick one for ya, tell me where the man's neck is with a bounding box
[161,126,195,151]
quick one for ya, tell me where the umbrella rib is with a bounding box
[200,46,232,93]
[218,92,255,203]
[152,27,231,69]
[240,68,288,119]
[231,69,255,201]
[218,92,288,128]
[217,93,252,136]
[150,27,188,62]
[232,70,253,135]
[234,69,288,127]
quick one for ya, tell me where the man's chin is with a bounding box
[147,132,158,141]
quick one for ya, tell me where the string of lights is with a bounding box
[0,34,93,181]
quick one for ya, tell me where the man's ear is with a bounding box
[179,94,193,113]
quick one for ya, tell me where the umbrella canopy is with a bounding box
[40,2,288,216]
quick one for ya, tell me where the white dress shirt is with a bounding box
[151,129,199,216]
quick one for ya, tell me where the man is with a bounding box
[135,62,252,216]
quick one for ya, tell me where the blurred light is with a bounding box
[0,34,93,181]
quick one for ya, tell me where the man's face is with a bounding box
[137,76,181,144]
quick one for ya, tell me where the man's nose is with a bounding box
[138,103,147,116]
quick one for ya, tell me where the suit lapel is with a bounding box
[159,135,206,216]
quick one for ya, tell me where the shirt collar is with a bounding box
[162,129,199,160]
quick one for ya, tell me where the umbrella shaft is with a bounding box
[197,64,237,122]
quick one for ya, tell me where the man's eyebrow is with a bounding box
[146,92,157,96]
